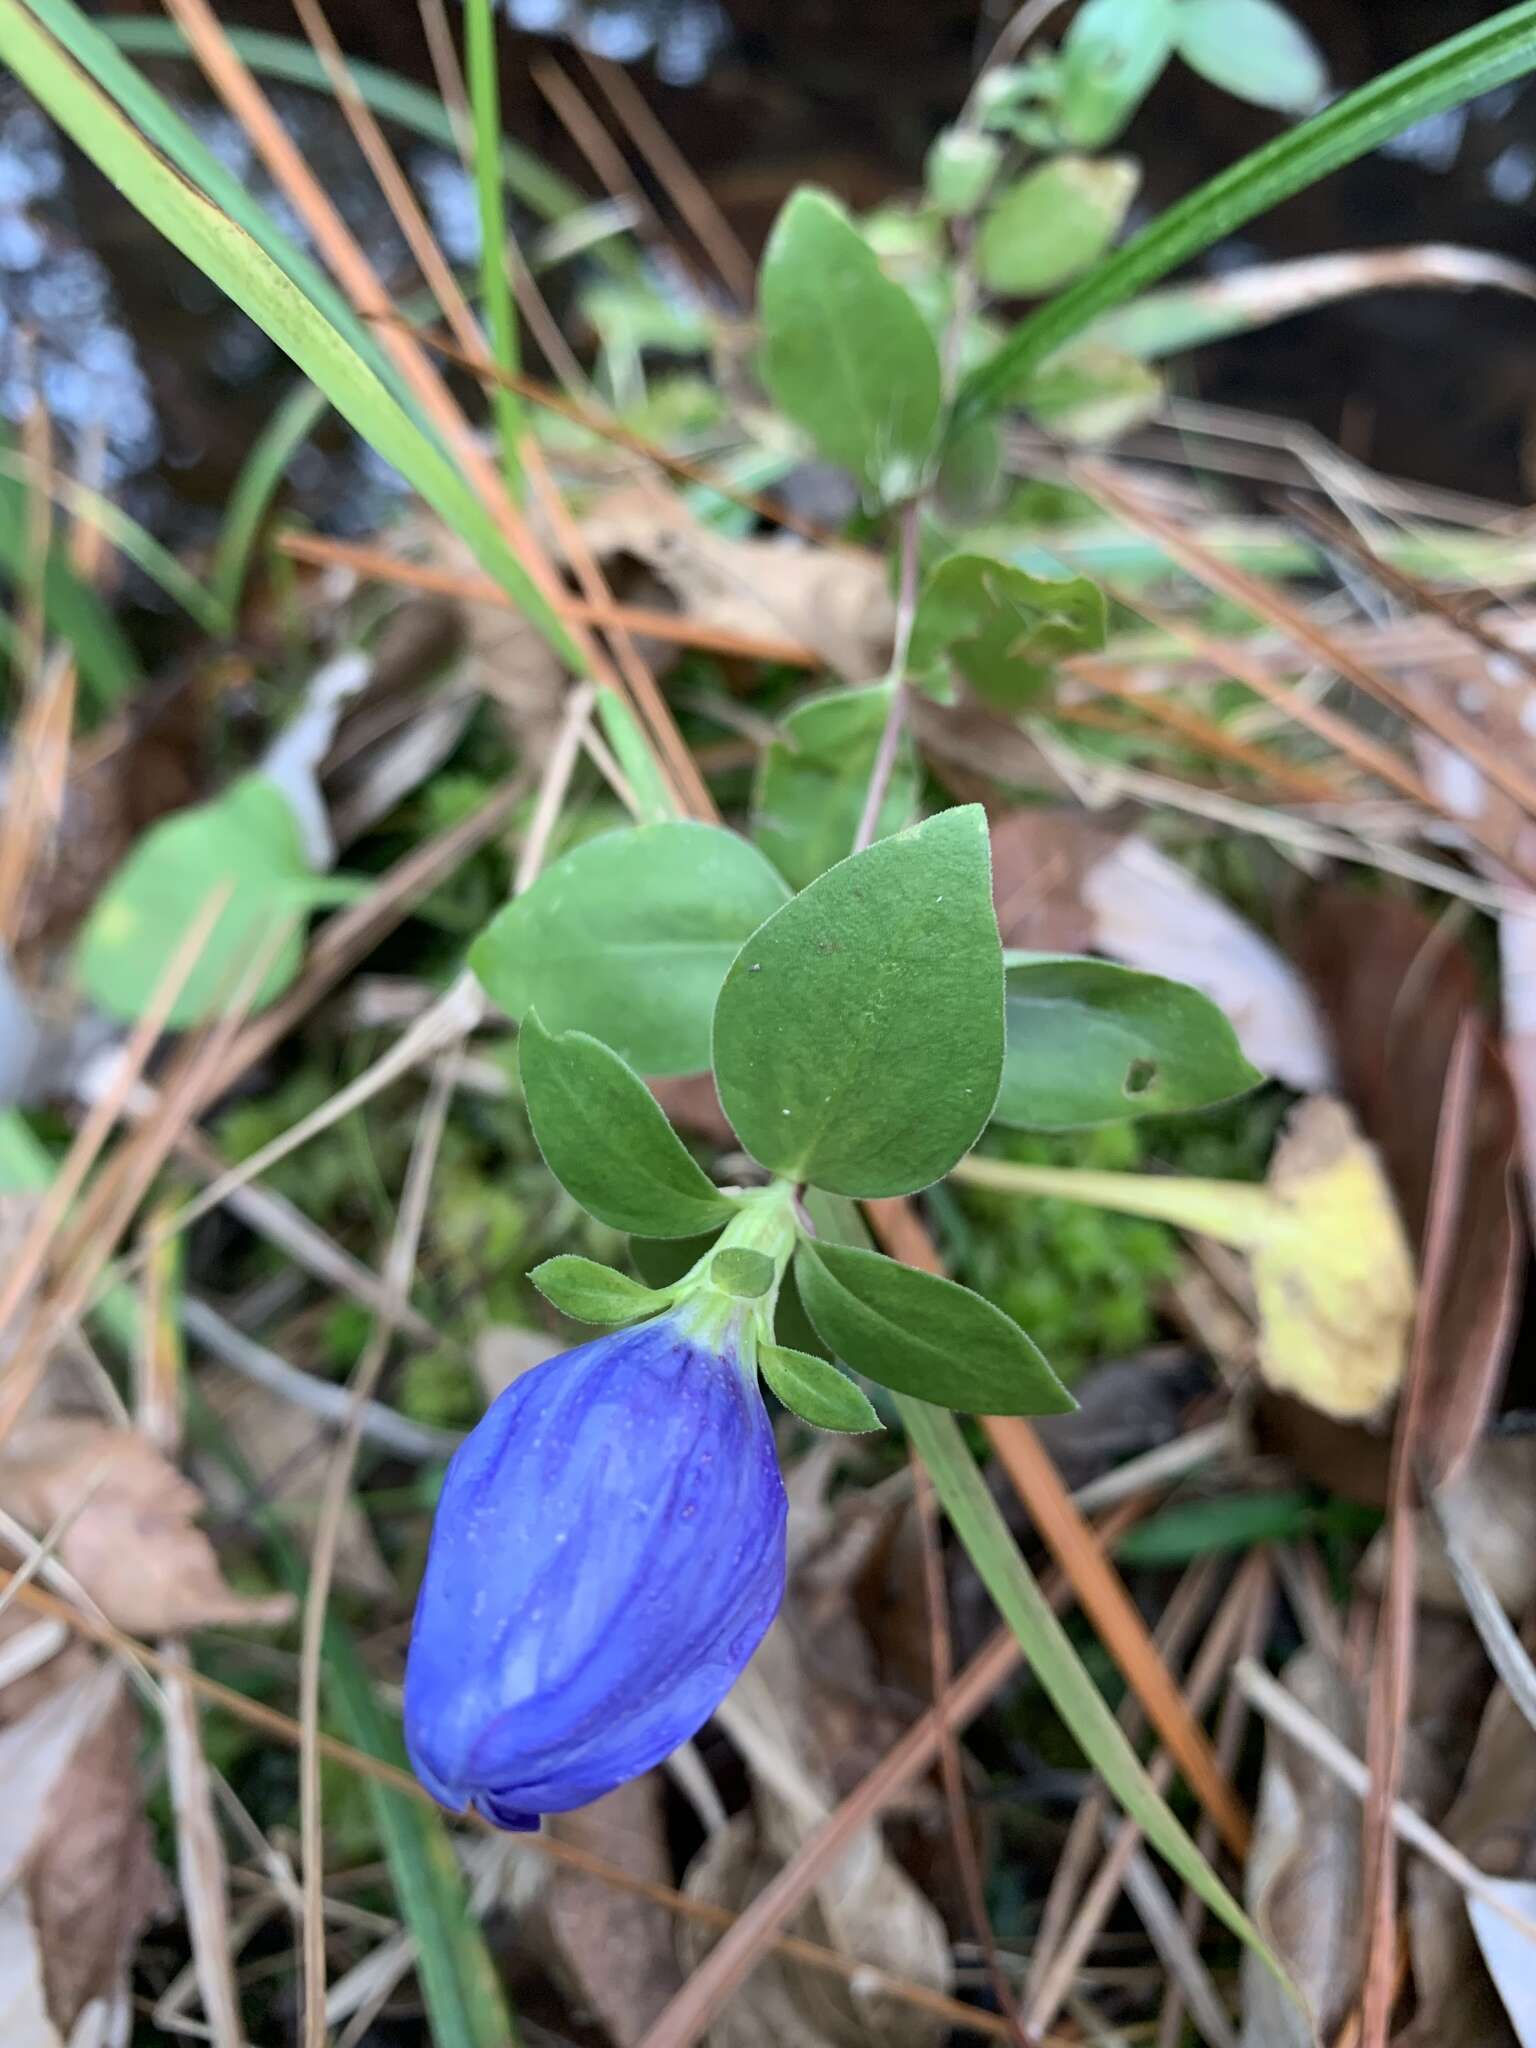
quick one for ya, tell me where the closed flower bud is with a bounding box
[404,1310,787,1830]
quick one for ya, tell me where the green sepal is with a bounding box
[758,1343,883,1434]
[529,1255,674,1325]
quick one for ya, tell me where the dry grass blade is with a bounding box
[1075,460,1536,866]
[300,1048,460,2048]
[1025,1555,1224,2021]
[531,55,667,245]
[382,318,842,545]
[281,0,715,821]
[0,1566,1095,2044]
[137,1236,243,2048]
[0,883,233,1442]
[865,1195,1252,1860]
[1060,661,1352,802]
[909,1452,1028,2045]
[159,0,701,818]
[1234,1656,1536,1946]
[1286,496,1536,688]
[1025,1555,1268,2040]
[1361,1019,1482,2048]
[275,527,823,665]
[577,50,756,303]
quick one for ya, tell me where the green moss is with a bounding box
[948,1122,1180,1377]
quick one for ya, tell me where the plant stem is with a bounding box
[851,498,924,854]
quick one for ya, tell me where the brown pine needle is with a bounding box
[577,50,756,303]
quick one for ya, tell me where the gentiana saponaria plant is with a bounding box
[13,0,1536,2006]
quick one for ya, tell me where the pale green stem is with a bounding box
[950,1154,1284,1252]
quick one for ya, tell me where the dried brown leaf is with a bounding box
[1240,1648,1366,2048]
[1296,890,1525,1482]
[1359,1440,1536,1620]
[579,485,895,682]
[0,1418,294,1637]
[546,1777,685,2045]
[1398,1624,1536,2048]
[0,1662,169,2045]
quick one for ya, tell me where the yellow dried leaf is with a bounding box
[955,1097,1415,1421]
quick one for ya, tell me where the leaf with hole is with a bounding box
[752,683,917,889]
[758,1343,882,1433]
[995,954,1262,1129]
[713,806,1004,1197]
[529,1256,673,1324]
[795,1239,1072,1415]
[519,1015,739,1238]
[978,156,1140,297]
[76,774,355,1027]
[1058,0,1178,146]
[1173,0,1326,113]
[909,553,1106,709]
[758,188,942,500]
[471,822,790,1076]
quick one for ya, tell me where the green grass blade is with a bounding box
[0,449,227,639]
[211,379,330,625]
[100,15,588,230]
[0,470,140,706]
[20,0,413,416]
[898,1394,1289,1992]
[801,1188,1288,1994]
[962,0,1536,414]
[465,0,524,485]
[1,0,582,670]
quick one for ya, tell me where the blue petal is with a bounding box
[404,1314,786,1826]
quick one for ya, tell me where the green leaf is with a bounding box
[909,553,1106,709]
[711,1248,776,1299]
[1174,0,1326,112]
[1016,342,1163,443]
[900,1396,1287,1993]
[758,1343,882,1433]
[77,775,322,1027]
[530,1255,673,1324]
[1058,0,1177,146]
[519,1016,739,1238]
[925,128,1004,216]
[752,683,917,889]
[713,807,1005,1198]
[795,1239,1072,1414]
[471,823,790,1076]
[977,157,1140,297]
[758,189,942,500]
[996,954,1261,1129]
[962,1,1536,417]
[210,379,328,624]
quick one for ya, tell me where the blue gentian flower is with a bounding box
[404,1308,787,1830]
